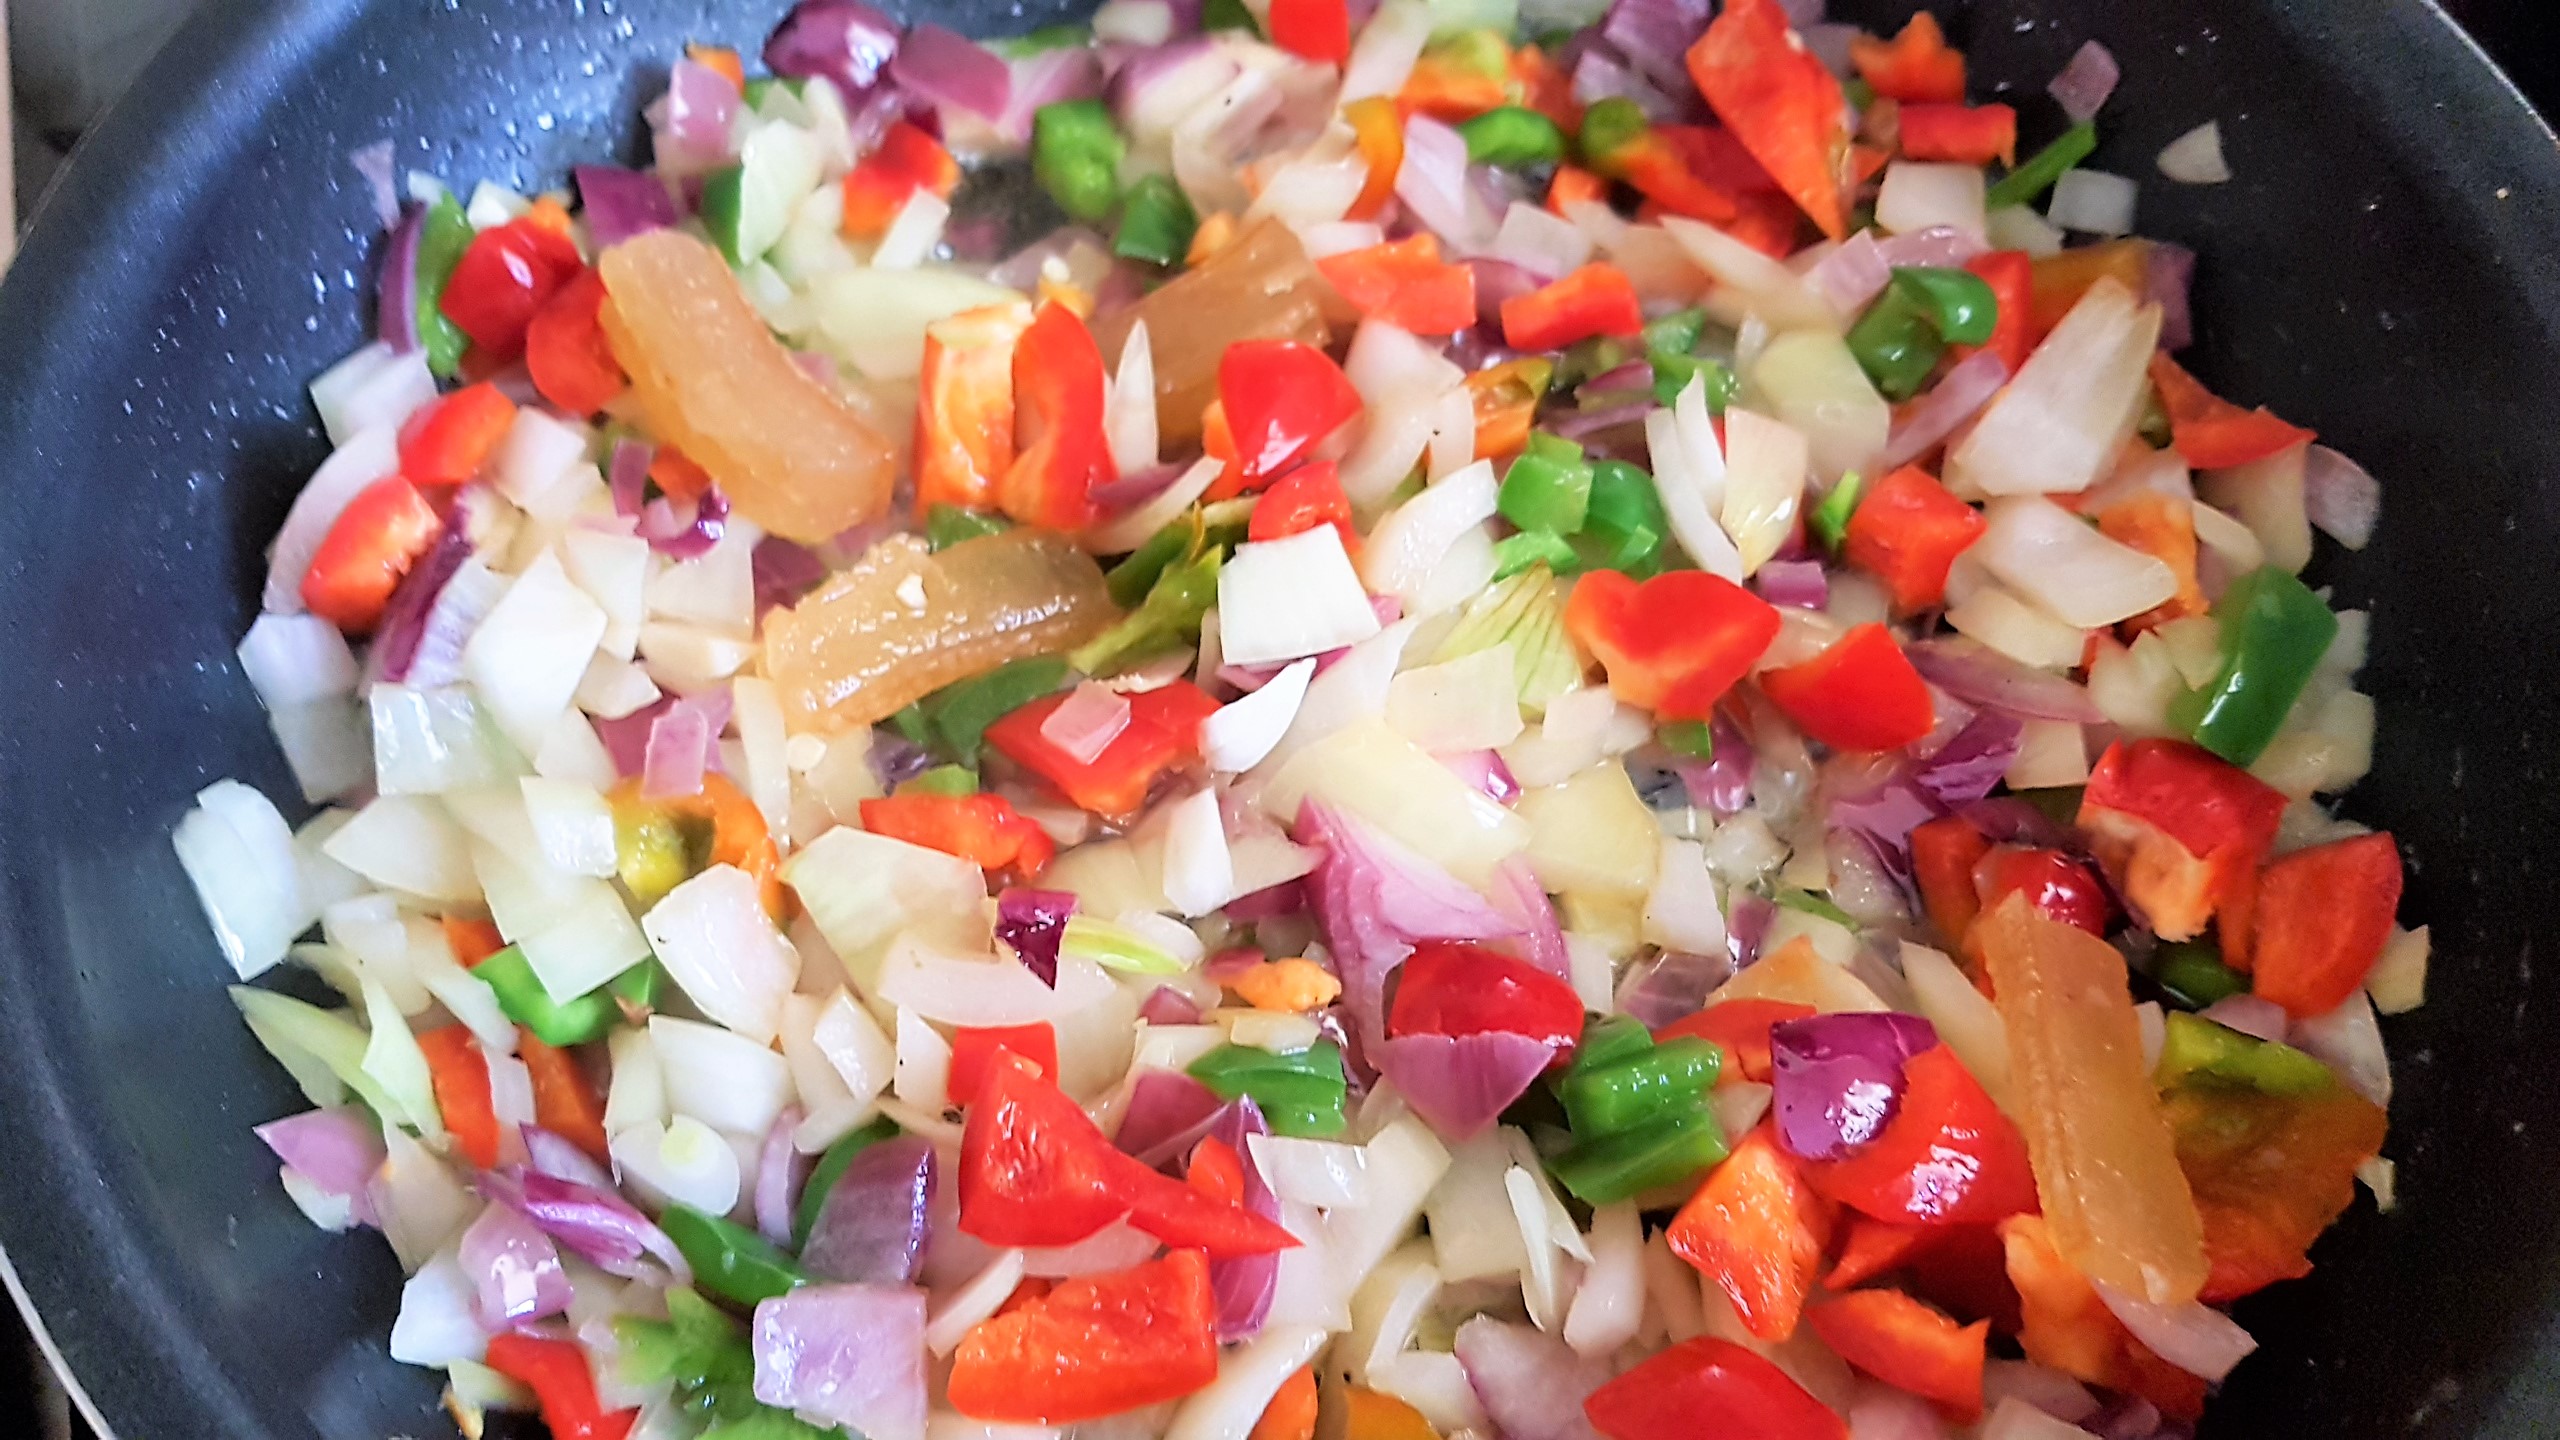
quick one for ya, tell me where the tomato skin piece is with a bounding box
[842,123,962,240]
[985,681,1221,819]
[1584,1336,1847,1440]
[1975,847,2111,938]
[947,1249,1222,1424]
[1758,623,1936,752]
[1388,941,1586,1055]
[300,475,444,633]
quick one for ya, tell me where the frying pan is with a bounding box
[0,1,2553,1435]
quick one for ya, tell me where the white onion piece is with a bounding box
[1641,838,1726,957]
[874,188,952,268]
[1358,459,1500,609]
[2302,444,2381,551]
[2290,990,2391,1106]
[1166,1324,1331,1440]
[1876,162,1988,240]
[2094,1282,2257,1380]
[612,1114,744,1216]
[1340,0,1432,102]
[1344,320,1464,406]
[1203,658,1317,772]
[2048,169,2139,236]
[1751,330,1886,482]
[1981,1398,2099,1440]
[2190,499,2268,574]
[388,1249,487,1366]
[1561,1202,1644,1358]
[175,781,311,980]
[2367,925,2430,1016]
[1948,277,2161,498]
[643,865,801,1044]
[1973,498,2178,628]
[649,1015,794,1138]
[1221,526,1383,665]
[1662,216,1834,330]
[520,776,616,878]
[264,426,400,614]
[2157,121,2232,185]
[1341,400,1443,507]
[1491,202,1593,282]
[1160,787,1236,917]
[1251,1134,1374,1209]
[1984,203,2067,257]
[238,614,360,708]
[310,342,437,450]
[1085,455,1221,555]
[1646,373,1743,580]
[2199,443,2313,573]
[1385,647,1522,752]
[1720,410,1810,577]
[1425,385,1477,483]
[492,410,592,514]
[1945,586,2088,669]
[1298,221,1386,259]
[1107,323,1161,477]
[879,936,1118,1028]
[1250,621,1416,782]
[463,551,611,756]
[323,794,476,903]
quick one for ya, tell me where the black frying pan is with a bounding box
[1,1,2555,1436]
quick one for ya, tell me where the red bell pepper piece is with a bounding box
[1247,461,1357,555]
[1565,570,1782,722]
[1974,847,2110,938]
[1387,940,1585,1056]
[1806,1289,1989,1418]
[483,1334,638,1440]
[1999,1214,2208,1422]
[1500,263,1645,352]
[1803,1046,2036,1227]
[1546,163,1610,216]
[1823,1214,1931,1289]
[948,1249,1221,1423]
[519,1029,612,1166]
[859,792,1055,880]
[1896,103,2017,167]
[2146,353,2317,470]
[1597,127,1742,225]
[1267,0,1350,64]
[2095,492,2208,633]
[1849,13,1966,103]
[842,122,962,240]
[947,1022,1060,1109]
[1668,1125,1836,1342]
[1002,301,1113,530]
[524,268,627,416]
[916,301,1035,512]
[1962,251,2036,373]
[1345,98,1406,221]
[439,217,584,361]
[1655,998,1816,1086]
[1910,816,1993,949]
[1759,623,1936,753]
[2076,739,2287,943]
[416,1025,499,1170]
[1315,235,1480,337]
[1841,466,1986,614]
[1585,1336,1847,1440]
[1186,1134,1248,1207]
[987,680,1221,819]
[1689,0,1855,241]
[1218,340,1364,487]
[301,476,444,634]
[960,1053,1298,1256]
[398,382,519,489]
[2245,832,2404,1017]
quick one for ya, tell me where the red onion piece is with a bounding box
[756,1105,811,1246]
[1204,1100,1279,1340]
[377,203,425,353]
[1882,349,2010,468]
[655,58,745,173]
[370,522,472,685]
[1615,949,1735,1030]
[1876,225,1991,269]
[1397,115,1497,252]
[995,888,1078,988]
[802,1134,938,1285]
[1845,1389,1949,1440]
[1726,891,1775,969]
[1550,399,1655,442]
[1224,880,1307,921]
[2145,242,2197,352]
[1769,1013,1939,1161]
[753,535,831,615]
[1806,231,1893,315]
[1088,461,1189,514]
[1040,682,1135,766]
[478,1164,692,1284]
[1601,0,1713,103]
[1911,709,2026,808]
[638,487,729,560]
[1139,985,1205,1025]
[2198,994,2290,1044]
[349,141,400,230]
[641,688,732,799]
[1571,47,1679,123]
[1454,1316,1611,1440]
[1755,558,1831,610]
[1673,710,1755,817]
[1374,1030,1557,1142]
[1906,636,2105,723]
[2289,991,2390,1106]
[1113,1069,1228,1170]
[1440,749,1523,804]
[1467,257,1544,327]
[866,727,936,791]
[975,46,1104,147]
[750,1283,930,1440]
[608,438,654,517]
[2048,40,2122,126]
[764,1,903,101]
[255,1107,386,1227]
[1982,1359,2101,1423]
[456,1202,573,1328]
[2302,444,2381,551]
[893,23,1012,121]
[1487,857,1570,982]
[2094,1281,2257,1381]
[523,1125,617,1192]
[575,165,683,248]
[593,696,670,778]
[1957,796,2077,850]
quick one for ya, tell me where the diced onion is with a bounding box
[1876,162,1988,240]
[1491,202,1594,282]
[1751,331,1886,483]
[264,427,400,614]
[175,781,312,980]
[1384,647,1524,753]
[1358,460,1500,611]
[1203,658,1318,773]
[1973,498,2178,628]
[2156,122,2232,185]
[1719,409,1810,577]
[1107,321,1161,476]
[1647,373,1743,580]
[642,865,802,1044]
[1221,527,1384,665]
[2199,444,2313,573]
[612,1114,744,1216]
[1984,203,2066,257]
[1947,277,2160,498]
[1160,787,1237,917]
[2048,169,2139,236]
[649,1015,795,1137]
[1945,586,2088,670]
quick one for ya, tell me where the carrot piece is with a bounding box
[1249,1365,1320,1440]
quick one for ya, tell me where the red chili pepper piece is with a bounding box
[1585,1336,1848,1440]
[2147,352,2317,470]
[1803,1045,2036,1228]
[1564,569,1781,723]
[416,1025,499,1170]
[1974,847,2110,938]
[398,382,519,488]
[1246,460,1358,555]
[1758,623,1936,752]
[301,475,444,634]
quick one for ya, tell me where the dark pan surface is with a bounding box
[0,1,2555,1436]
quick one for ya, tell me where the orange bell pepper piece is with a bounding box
[2000,1214,2209,1422]
[2245,832,2404,1017]
[2147,352,2318,471]
[1466,357,1551,461]
[1805,1289,1989,1418]
[684,43,746,92]
[1250,1365,1321,1440]
[1689,0,1854,240]
[2029,239,2152,337]
[1399,40,1512,122]
[1850,12,1966,104]
[1345,1386,1441,1440]
[2165,1082,2386,1303]
[859,792,1056,879]
[1546,163,1610,216]
[1841,466,1988,613]
[1565,569,1782,722]
[417,1025,501,1170]
[519,1029,612,1165]
[1345,98,1406,221]
[1824,1214,1933,1290]
[842,122,961,240]
[1668,1125,1837,1341]
[949,1250,1222,1423]
[1317,235,1480,336]
[915,301,1035,512]
[1509,44,1581,130]
[1501,263,1645,352]
[1759,623,1937,752]
[442,915,508,969]
[1654,998,1816,1086]
[1002,301,1112,530]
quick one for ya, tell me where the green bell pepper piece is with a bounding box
[2155,1012,2336,1097]
[1189,1041,1349,1138]
[1559,1036,1721,1135]
[1072,548,1222,677]
[473,947,664,1047]
[1641,307,1709,361]
[1987,121,2100,210]
[1032,100,1125,224]
[1846,284,1941,403]
[1577,460,1670,576]
[1492,530,1581,580]
[614,1286,753,1391]
[1549,1107,1730,1205]
[1888,267,1999,346]
[920,656,1072,766]
[660,1204,811,1306]
[1499,432,1595,535]
[2154,941,2251,1009]
[899,764,980,797]
[412,192,476,379]
[698,164,752,267]
[1652,354,1736,410]
[1202,0,1262,34]
[1106,521,1194,607]
[927,504,1010,551]
[795,1116,901,1247]
[1459,106,1567,167]
[1577,96,1651,172]
[1114,174,1200,267]
[2169,565,2341,767]
[1808,471,1865,556]
[1658,719,1715,761]
[1573,1014,1657,1071]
